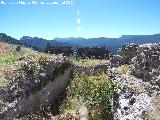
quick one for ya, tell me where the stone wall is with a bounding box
[0,54,73,119]
[3,67,73,119]
[74,64,109,74]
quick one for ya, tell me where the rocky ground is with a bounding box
[110,43,160,120]
[0,42,160,120]
[108,66,160,120]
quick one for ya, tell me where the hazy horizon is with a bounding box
[2,32,160,40]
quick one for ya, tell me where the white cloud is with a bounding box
[77,18,80,25]
[77,27,81,32]
[76,10,81,32]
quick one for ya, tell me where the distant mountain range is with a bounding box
[20,36,75,50]
[0,33,22,45]
[0,33,160,53]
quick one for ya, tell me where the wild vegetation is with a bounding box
[69,54,109,67]
[60,72,117,120]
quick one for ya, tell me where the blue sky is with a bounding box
[0,0,160,39]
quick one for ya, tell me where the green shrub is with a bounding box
[61,72,117,120]
[117,65,129,74]
[0,54,18,64]
[39,56,48,65]
[68,54,81,61]
[21,61,38,75]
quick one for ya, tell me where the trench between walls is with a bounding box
[4,62,74,119]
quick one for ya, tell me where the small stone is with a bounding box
[79,106,88,118]
[129,98,136,105]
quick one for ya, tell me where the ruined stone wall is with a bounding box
[3,66,73,119]
[74,64,109,74]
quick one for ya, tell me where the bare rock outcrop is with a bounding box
[112,43,160,82]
